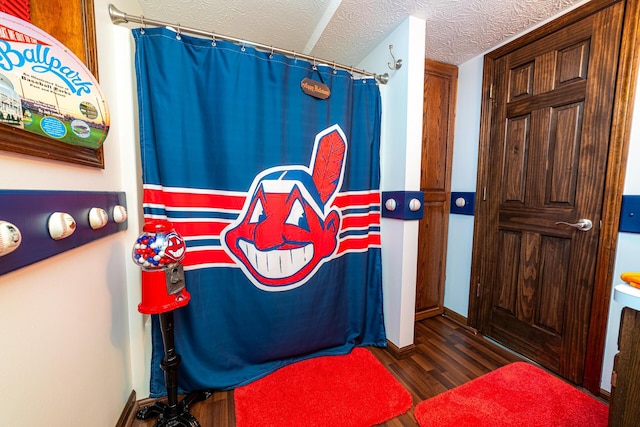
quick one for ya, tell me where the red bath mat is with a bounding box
[234,347,412,427]
[414,361,608,427]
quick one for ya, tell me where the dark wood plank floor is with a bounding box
[127,315,559,426]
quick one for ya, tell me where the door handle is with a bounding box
[555,218,593,231]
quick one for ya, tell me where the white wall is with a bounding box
[443,56,483,317]
[359,16,426,348]
[445,3,640,393]
[95,0,151,399]
[0,0,143,424]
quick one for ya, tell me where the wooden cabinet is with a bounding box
[609,306,640,426]
[415,60,458,319]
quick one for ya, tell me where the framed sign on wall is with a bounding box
[0,0,105,168]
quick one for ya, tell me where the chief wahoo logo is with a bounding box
[222,125,347,291]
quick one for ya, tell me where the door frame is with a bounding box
[468,0,640,394]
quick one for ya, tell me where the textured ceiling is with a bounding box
[136,0,586,67]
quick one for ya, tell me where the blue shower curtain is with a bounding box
[134,27,385,396]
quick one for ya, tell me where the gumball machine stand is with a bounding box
[132,219,211,427]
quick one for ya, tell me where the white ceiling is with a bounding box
[136,0,586,68]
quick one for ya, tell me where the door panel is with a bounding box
[537,235,570,334]
[502,116,529,203]
[473,1,624,384]
[547,102,583,205]
[416,196,447,316]
[415,60,457,319]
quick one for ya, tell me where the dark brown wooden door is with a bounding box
[416,60,457,319]
[473,1,624,384]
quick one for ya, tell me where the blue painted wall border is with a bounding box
[0,190,127,276]
[381,191,424,220]
[450,192,475,215]
[620,195,640,233]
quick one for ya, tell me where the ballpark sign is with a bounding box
[0,12,109,149]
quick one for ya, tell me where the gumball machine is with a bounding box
[133,219,211,427]
[133,219,190,314]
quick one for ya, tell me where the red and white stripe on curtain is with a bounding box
[142,185,381,269]
[133,26,386,396]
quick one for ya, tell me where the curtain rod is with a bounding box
[108,4,390,84]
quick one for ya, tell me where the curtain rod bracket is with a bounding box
[375,73,389,85]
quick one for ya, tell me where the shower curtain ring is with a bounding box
[140,16,145,34]
[269,46,274,58]
[176,24,181,40]
[241,41,246,52]
[332,61,337,74]
[211,32,216,46]
[312,57,317,71]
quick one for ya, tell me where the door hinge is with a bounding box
[482,187,487,201]
[476,282,481,298]
[489,84,495,99]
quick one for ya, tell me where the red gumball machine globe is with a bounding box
[133,219,190,314]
